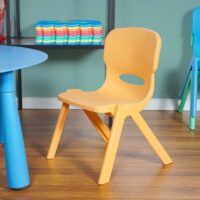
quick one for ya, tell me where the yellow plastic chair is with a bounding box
[47,28,173,184]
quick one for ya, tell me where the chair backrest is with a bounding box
[103,28,161,100]
[192,7,200,57]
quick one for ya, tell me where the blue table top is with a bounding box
[0,46,48,73]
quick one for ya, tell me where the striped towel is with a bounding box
[35,20,103,45]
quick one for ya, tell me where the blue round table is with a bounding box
[0,45,48,189]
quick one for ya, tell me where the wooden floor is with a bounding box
[0,110,200,200]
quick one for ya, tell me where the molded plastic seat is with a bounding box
[58,85,149,114]
[47,28,172,185]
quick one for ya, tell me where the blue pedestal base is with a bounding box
[0,71,30,189]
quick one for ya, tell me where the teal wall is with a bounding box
[15,0,200,98]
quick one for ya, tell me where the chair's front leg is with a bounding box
[47,103,69,159]
[98,107,125,184]
[131,112,172,165]
[190,58,199,130]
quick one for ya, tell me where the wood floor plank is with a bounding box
[0,110,200,199]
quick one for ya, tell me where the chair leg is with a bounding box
[179,59,192,99]
[190,59,199,130]
[84,110,110,142]
[131,112,172,165]
[47,103,69,159]
[199,72,200,82]
[178,76,191,113]
[98,108,125,184]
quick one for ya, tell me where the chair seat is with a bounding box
[58,89,144,114]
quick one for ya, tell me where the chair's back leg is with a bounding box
[190,59,199,130]
[98,107,125,184]
[47,103,69,159]
[179,59,192,99]
[178,76,191,113]
[83,110,110,142]
[131,112,172,165]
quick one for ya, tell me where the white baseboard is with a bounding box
[22,97,200,111]
[23,97,62,109]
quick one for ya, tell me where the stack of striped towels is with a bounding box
[35,20,103,45]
